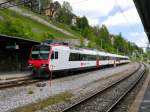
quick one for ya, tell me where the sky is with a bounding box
[55,0,149,48]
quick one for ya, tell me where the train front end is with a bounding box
[28,45,51,78]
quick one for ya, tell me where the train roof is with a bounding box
[47,43,129,58]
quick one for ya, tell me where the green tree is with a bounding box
[62,1,72,13]
[76,16,89,30]
[114,33,126,53]
[97,25,111,51]
[48,1,61,19]
[56,1,73,24]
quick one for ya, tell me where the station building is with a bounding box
[0,34,39,73]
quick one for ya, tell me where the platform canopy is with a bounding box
[133,0,150,42]
[0,34,39,72]
[0,34,39,47]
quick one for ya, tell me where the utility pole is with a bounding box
[38,0,41,14]
[116,48,118,54]
[100,39,102,50]
[147,42,150,63]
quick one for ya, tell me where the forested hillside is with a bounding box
[0,0,143,56]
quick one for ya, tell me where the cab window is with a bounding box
[51,51,58,59]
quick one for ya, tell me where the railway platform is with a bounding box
[129,64,150,112]
[139,76,150,112]
[0,72,31,80]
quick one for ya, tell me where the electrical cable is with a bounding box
[71,0,90,4]
[115,0,135,30]
[0,0,31,9]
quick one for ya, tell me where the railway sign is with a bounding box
[6,44,19,49]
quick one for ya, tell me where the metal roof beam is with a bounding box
[133,0,150,42]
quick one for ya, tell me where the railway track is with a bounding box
[0,77,45,90]
[62,63,146,112]
[0,63,132,90]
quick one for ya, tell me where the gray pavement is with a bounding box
[0,72,30,80]
[139,81,150,112]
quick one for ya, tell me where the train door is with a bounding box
[50,50,58,71]
[96,55,100,68]
[113,57,116,67]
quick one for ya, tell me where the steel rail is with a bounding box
[0,63,133,90]
[62,63,145,112]
[0,77,46,90]
[106,63,146,112]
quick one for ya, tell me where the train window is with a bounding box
[31,45,50,60]
[51,51,54,59]
[103,56,105,60]
[69,53,73,61]
[80,54,83,60]
[55,51,58,59]
[69,53,96,61]
[99,56,107,60]
[51,51,58,59]
[83,54,88,61]
[92,55,96,60]
[69,53,79,61]
[82,54,96,61]
[102,56,104,60]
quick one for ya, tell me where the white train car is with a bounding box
[28,41,130,77]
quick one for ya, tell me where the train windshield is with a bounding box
[31,45,50,60]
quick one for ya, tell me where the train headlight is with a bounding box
[41,64,48,68]
[28,64,33,69]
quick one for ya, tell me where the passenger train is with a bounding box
[28,40,130,77]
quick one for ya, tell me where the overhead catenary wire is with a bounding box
[0,0,31,9]
[114,0,147,47]
[126,0,148,48]
[71,0,90,4]
[125,0,140,31]
[0,0,90,9]
[114,0,137,31]
[0,0,142,35]
[0,0,140,35]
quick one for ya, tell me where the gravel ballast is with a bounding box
[62,64,144,112]
[40,63,139,112]
[0,63,137,112]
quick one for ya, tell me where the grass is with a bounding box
[19,7,83,39]
[15,91,73,112]
[0,9,78,41]
[51,21,83,38]
[28,90,34,94]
